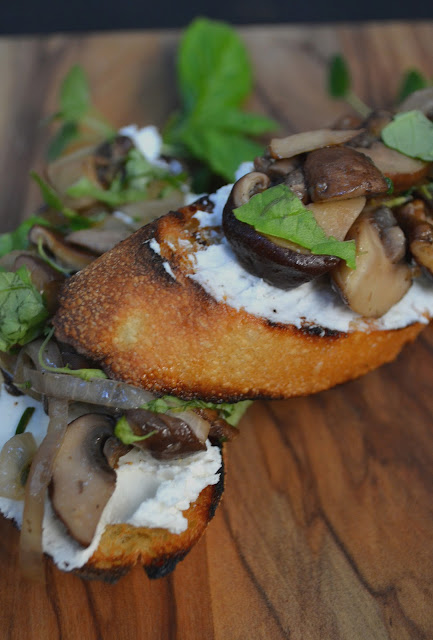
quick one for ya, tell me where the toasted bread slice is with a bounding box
[54,200,425,401]
[73,456,224,582]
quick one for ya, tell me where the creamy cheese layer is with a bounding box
[0,388,221,571]
[184,181,433,333]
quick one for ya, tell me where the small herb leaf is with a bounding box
[59,65,90,122]
[381,110,433,162]
[328,54,351,99]
[114,416,156,445]
[234,184,356,268]
[397,69,429,103]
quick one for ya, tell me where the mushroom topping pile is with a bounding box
[223,103,433,318]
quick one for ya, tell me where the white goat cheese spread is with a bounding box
[0,388,221,571]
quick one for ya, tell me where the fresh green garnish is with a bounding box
[47,65,115,161]
[233,184,356,268]
[66,148,186,207]
[164,18,277,184]
[397,69,429,103]
[0,216,52,259]
[114,416,157,445]
[0,267,49,352]
[327,54,371,118]
[381,110,433,162]
[38,328,107,381]
[15,407,36,435]
[30,171,100,231]
[141,395,252,427]
[385,177,394,195]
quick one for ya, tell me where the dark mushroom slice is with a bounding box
[332,208,412,317]
[28,225,97,270]
[195,409,240,443]
[394,199,433,278]
[354,142,430,193]
[304,147,389,202]
[49,414,117,547]
[223,187,340,290]
[124,409,208,460]
[284,168,308,203]
[347,109,394,148]
[269,128,362,160]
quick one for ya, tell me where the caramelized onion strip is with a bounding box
[19,398,68,582]
[22,368,155,409]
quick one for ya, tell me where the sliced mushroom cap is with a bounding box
[304,147,388,202]
[28,225,96,270]
[347,109,394,148]
[397,88,433,119]
[124,409,208,460]
[232,172,271,207]
[394,199,433,277]
[269,128,362,160]
[50,414,116,547]
[223,191,340,290]
[354,142,430,192]
[332,209,412,317]
[306,196,366,241]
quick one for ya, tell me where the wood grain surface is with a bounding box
[1,21,433,640]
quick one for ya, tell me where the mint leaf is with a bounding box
[328,54,351,98]
[114,416,156,445]
[0,216,52,259]
[381,110,433,161]
[0,267,49,352]
[164,18,278,182]
[59,65,90,122]
[397,69,429,103]
[234,184,356,268]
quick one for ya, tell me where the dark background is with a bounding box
[1,0,432,34]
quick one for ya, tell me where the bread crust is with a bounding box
[54,202,426,401]
[73,454,224,582]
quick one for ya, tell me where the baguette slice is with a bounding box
[73,455,224,582]
[54,200,426,401]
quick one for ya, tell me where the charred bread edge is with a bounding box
[72,443,225,582]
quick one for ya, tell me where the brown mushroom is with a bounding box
[306,197,366,241]
[231,172,271,207]
[124,409,208,460]
[28,225,96,270]
[223,188,340,290]
[49,414,117,547]
[354,142,430,192]
[46,145,101,210]
[394,199,433,277]
[332,208,412,317]
[304,147,389,202]
[269,128,362,160]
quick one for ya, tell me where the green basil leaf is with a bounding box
[182,127,265,182]
[46,121,79,162]
[0,267,49,352]
[328,54,351,99]
[234,184,356,268]
[381,110,433,161]
[66,176,148,207]
[178,18,252,112]
[0,216,52,259]
[59,65,90,121]
[205,108,276,136]
[397,69,429,103]
[114,416,156,445]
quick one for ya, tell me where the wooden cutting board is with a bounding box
[1,22,433,640]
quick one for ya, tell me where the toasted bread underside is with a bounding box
[54,203,426,402]
[72,456,224,582]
